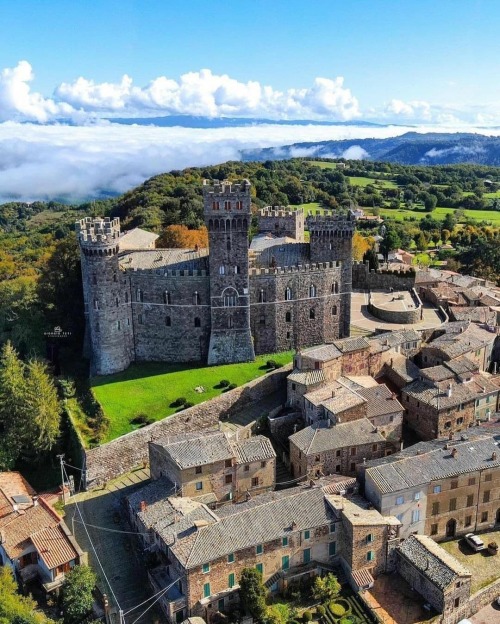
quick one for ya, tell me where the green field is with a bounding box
[305,160,338,169]
[348,176,398,189]
[90,352,293,442]
[366,206,500,223]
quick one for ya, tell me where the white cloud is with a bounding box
[342,145,369,160]
[55,70,361,120]
[0,61,74,122]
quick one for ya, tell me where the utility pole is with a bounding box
[57,454,66,505]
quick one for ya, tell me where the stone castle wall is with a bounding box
[83,364,291,488]
[352,262,416,291]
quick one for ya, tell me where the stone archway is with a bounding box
[446,518,457,538]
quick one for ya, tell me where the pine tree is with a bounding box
[24,359,61,454]
[0,342,26,468]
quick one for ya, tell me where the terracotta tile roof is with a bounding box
[332,337,370,353]
[119,228,159,250]
[30,525,79,570]
[352,567,374,588]
[1,502,61,559]
[0,472,35,502]
[356,385,404,419]
[289,419,385,455]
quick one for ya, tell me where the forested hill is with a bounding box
[242,132,500,166]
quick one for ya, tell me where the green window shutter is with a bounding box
[203,583,211,598]
[282,555,289,570]
[229,573,235,588]
[303,548,311,564]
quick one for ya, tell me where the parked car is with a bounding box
[496,595,500,607]
[464,533,485,552]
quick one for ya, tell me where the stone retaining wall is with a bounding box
[368,289,423,324]
[83,364,291,488]
[436,576,500,624]
[353,262,416,291]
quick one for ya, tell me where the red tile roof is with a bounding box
[31,525,78,570]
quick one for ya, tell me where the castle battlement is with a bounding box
[202,178,251,196]
[249,261,341,276]
[259,207,301,218]
[76,217,121,246]
[126,268,209,277]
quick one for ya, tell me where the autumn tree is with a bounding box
[158,225,208,249]
[352,231,372,261]
[312,573,341,602]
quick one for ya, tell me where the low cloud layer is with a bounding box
[0,122,418,202]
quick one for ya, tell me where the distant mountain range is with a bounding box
[241,132,500,166]
[106,114,387,129]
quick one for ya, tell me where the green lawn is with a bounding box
[305,160,338,169]
[91,352,293,442]
[349,176,397,189]
[366,206,500,223]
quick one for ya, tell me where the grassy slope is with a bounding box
[91,352,293,442]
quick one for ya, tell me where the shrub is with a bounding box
[303,611,313,622]
[170,397,186,407]
[58,378,76,398]
[266,359,278,369]
[183,401,194,409]
[130,413,153,425]
[219,380,230,388]
[329,603,346,618]
[227,383,237,390]
[316,606,325,617]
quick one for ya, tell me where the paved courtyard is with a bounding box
[364,574,433,624]
[351,291,444,333]
[441,530,500,593]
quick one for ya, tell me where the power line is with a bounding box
[71,518,152,537]
[123,576,182,616]
[129,576,184,624]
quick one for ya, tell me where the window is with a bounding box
[329,541,337,556]
[396,496,404,506]
[485,473,492,482]
[366,533,373,543]
[244,465,249,472]
[303,548,311,564]
[196,481,203,491]
[125,291,129,303]
[261,461,266,468]
[165,316,171,326]
[350,462,356,472]
[433,485,441,494]
[465,515,472,527]
[224,293,237,307]
[282,536,288,547]
[193,292,200,305]
[236,201,243,210]
[444,421,451,430]
[219,265,225,275]
[228,573,235,588]
[285,311,292,323]
[330,522,336,533]
[411,509,420,523]
[332,282,339,294]
[94,299,99,310]
[304,530,310,540]
[251,477,259,487]
[218,599,225,611]
[259,289,266,303]
[414,492,420,501]
[137,288,143,303]
[309,308,315,320]
[225,474,233,484]
[466,494,474,507]
[449,498,457,512]
[227,553,234,563]
[335,465,341,473]
[468,477,476,486]
[164,291,171,304]
[285,287,292,301]
[454,598,460,609]
[432,502,440,515]
[256,563,263,575]
[194,317,201,327]
[226,238,231,251]
[224,200,231,211]
[451,480,458,489]
[431,523,438,535]
[483,490,490,503]
[309,284,316,298]
[366,551,374,562]
[228,316,234,329]
[256,544,263,555]
[225,459,232,468]
[212,201,219,210]
[195,466,202,474]
[332,305,337,316]
[202,563,210,574]
[372,444,378,452]
[481,511,488,522]
[282,555,289,570]
[350,447,356,456]
[234,266,239,274]
[456,417,464,426]
[203,583,211,599]
[336,450,341,458]
[138,314,144,325]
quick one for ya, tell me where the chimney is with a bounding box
[291,521,297,530]
[447,383,452,397]
[32,496,39,507]
[391,392,396,400]
[451,447,458,458]
[493,452,498,461]
[139,501,147,512]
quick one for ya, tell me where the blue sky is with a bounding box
[1,0,500,202]
[1,0,498,122]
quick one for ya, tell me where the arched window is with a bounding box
[310,308,315,320]
[137,288,143,303]
[309,284,317,298]
[332,305,338,316]
[329,242,333,250]
[224,292,237,307]
[219,266,225,275]
[224,201,231,211]
[194,317,201,327]
[259,289,266,303]
[236,201,243,210]
[164,291,171,304]
[285,311,292,323]
[332,282,339,294]
[212,201,220,210]
[259,316,266,326]
[285,287,292,301]
[165,316,171,327]
[234,266,239,274]
[193,292,200,305]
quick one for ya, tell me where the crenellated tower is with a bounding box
[76,217,134,375]
[203,179,255,364]
[307,211,355,337]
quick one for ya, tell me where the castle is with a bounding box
[77,179,354,375]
